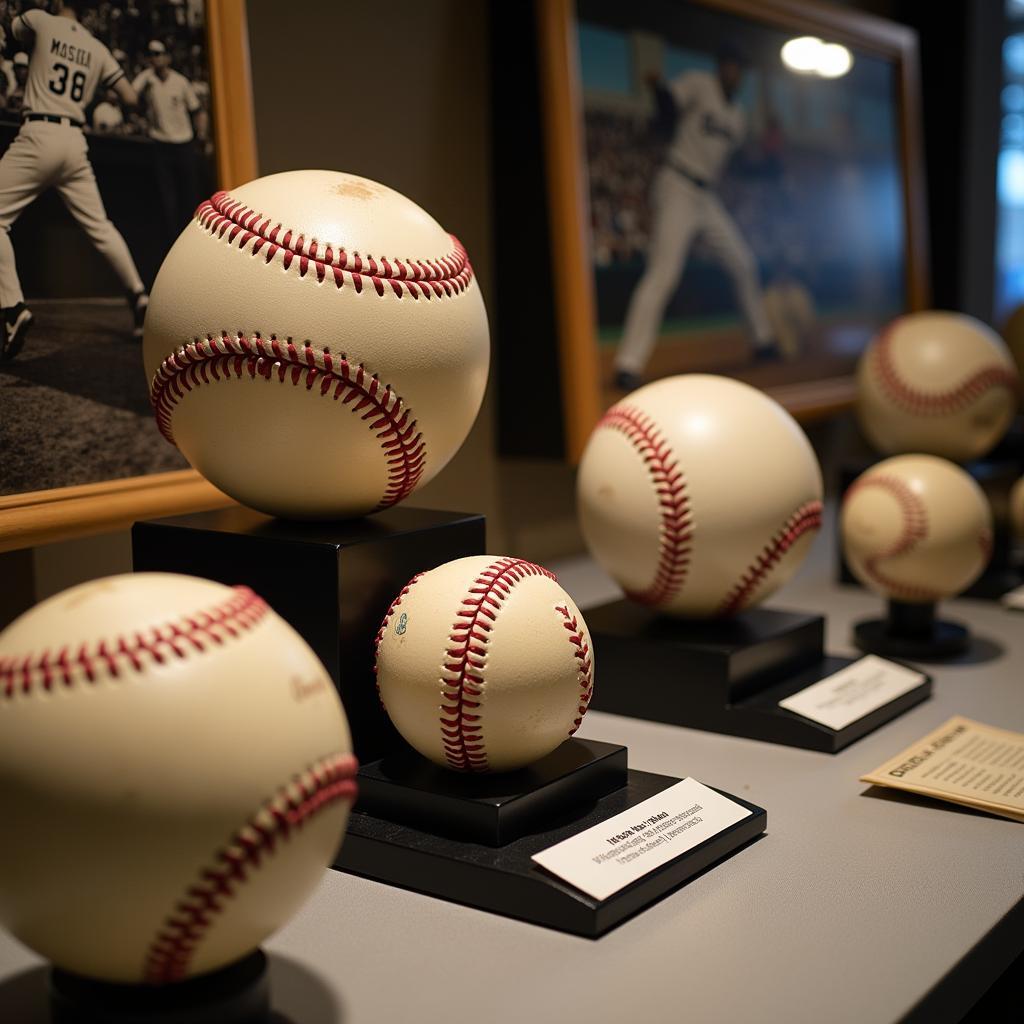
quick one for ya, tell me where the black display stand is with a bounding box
[132,506,485,761]
[50,951,268,1024]
[335,741,766,938]
[854,600,970,661]
[837,456,1024,600]
[585,602,932,753]
[356,739,629,846]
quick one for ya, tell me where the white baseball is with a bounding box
[856,311,1019,462]
[577,375,823,618]
[841,455,992,603]
[0,573,355,984]
[374,556,594,773]
[144,170,490,519]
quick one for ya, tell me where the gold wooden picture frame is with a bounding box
[0,0,255,553]
[537,0,929,461]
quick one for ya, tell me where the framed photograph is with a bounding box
[0,0,255,552]
[536,0,929,459]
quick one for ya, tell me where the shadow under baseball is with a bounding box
[0,953,345,1024]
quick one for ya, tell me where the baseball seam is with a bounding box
[871,321,1019,415]
[373,572,424,706]
[979,528,994,562]
[717,500,823,615]
[556,604,593,735]
[598,405,693,607]
[843,474,940,601]
[142,751,358,984]
[195,192,474,299]
[149,333,426,511]
[440,558,557,772]
[0,587,267,699]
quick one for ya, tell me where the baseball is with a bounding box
[0,573,356,984]
[856,311,1019,462]
[144,169,490,519]
[841,456,992,603]
[375,556,594,773]
[577,375,823,618]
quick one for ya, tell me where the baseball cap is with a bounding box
[13,53,29,68]
[147,40,167,56]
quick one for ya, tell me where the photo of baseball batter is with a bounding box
[0,0,214,497]
[578,0,907,407]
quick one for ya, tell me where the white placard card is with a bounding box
[531,778,752,901]
[778,655,926,731]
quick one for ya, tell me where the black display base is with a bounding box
[854,600,970,661]
[335,769,766,937]
[50,950,268,1024]
[357,739,628,846]
[586,602,931,753]
[132,506,485,762]
[837,456,1024,601]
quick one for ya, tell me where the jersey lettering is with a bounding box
[49,38,93,69]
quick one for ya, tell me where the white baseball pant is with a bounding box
[0,121,144,308]
[615,166,773,376]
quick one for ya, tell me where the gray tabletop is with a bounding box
[0,539,1021,1024]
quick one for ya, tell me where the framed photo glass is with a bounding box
[537,0,928,458]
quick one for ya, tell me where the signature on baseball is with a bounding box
[291,675,329,702]
[331,180,381,201]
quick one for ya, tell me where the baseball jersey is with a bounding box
[132,68,199,144]
[11,9,124,123]
[667,69,746,184]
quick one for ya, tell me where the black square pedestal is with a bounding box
[586,602,931,753]
[357,739,628,846]
[335,765,766,938]
[131,506,485,761]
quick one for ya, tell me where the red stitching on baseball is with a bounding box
[871,320,1019,415]
[556,604,593,735]
[150,333,426,511]
[717,500,823,615]
[373,572,424,706]
[0,587,268,699]
[441,558,557,772]
[843,474,940,601]
[598,405,693,606]
[143,751,358,985]
[978,528,994,563]
[194,191,474,300]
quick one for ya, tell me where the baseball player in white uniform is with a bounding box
[0,1,147,361]
[614,45,778,391]
[133,39,207,246]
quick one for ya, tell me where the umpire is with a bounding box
[133,39,207,246]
